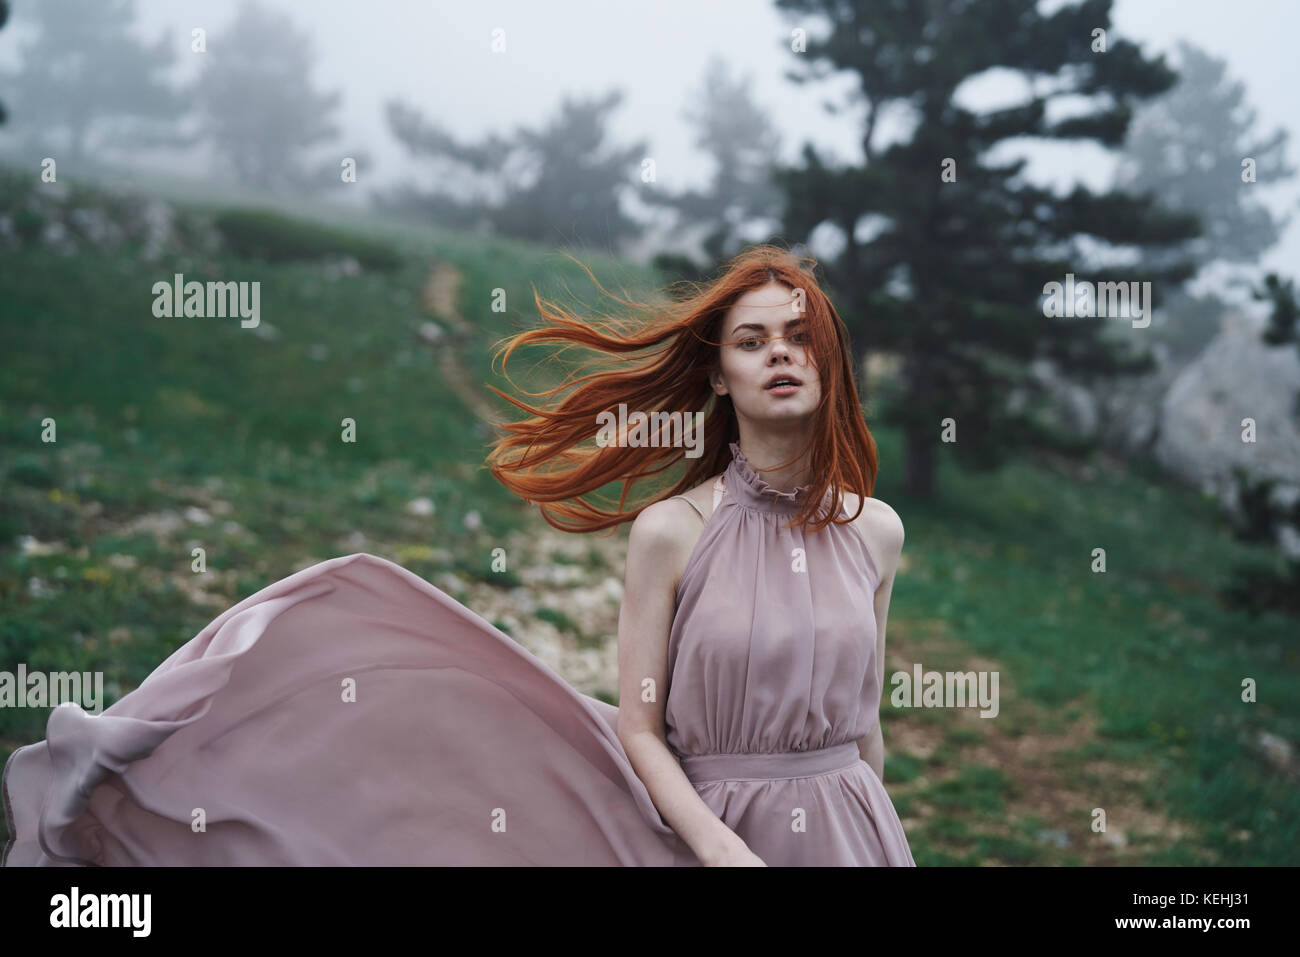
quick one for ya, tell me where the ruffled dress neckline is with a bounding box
[724,440,825,513]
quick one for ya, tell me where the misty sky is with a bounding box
[8,0,1299,299]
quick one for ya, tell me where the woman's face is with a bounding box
[711,281,822,425]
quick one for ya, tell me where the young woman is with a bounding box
[2,245,914,867]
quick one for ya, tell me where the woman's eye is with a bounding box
[737,332,806,348]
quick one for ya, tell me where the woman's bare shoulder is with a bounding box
[627,475,726,589]
[840,491,904,579]
[629,479,714,554]
[647,472,727,522]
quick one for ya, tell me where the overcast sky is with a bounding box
[15,0,1300,294]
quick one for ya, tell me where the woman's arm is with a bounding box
[615,500,753,867]
[851,498,905,783]
[859,724,885,781]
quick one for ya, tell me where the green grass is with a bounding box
[874,426,1300,865]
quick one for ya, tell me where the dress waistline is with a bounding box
[676,742,862,784]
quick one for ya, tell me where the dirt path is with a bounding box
[421,260,505,427]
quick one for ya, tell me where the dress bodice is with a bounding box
[665,441,882,759]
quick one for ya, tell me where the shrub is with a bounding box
[213,208,402,271]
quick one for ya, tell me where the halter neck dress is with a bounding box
[2,442,913,867]
[662,441,915,866]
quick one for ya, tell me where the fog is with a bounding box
[2,0,1296,276]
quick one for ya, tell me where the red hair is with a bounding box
[484,244,878,534]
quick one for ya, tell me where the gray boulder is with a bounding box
[1155,311,1300,502]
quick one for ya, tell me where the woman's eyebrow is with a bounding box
[729,317,807,336]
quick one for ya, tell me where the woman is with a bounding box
[2,245,914,867]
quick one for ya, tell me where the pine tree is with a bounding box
[1116,40,1295,272]
[192,1,343,194]
[1114,41,1296,360]
[1258,273,1299,352]
[638,57,786,265]
[382,90,647,252]
[0,0,188,167]
[775,0,1202,497]
[0,0,9,126]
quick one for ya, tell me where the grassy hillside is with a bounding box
[0,199,651,758]
[876,434,1298,864]
[1,179,1296,864]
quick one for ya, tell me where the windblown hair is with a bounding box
[484,244,878,534]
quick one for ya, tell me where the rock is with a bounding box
[184,506,212,525]
[1025,357,1100,437]
[521,563,586,587]
[1277,524,1300,561]
[68,207,121,246]
[1029,313,1204,457]
[1035,827,1071,849]
[123,511,185,537]
[1094,345,1185,454]
[1271,484,1300,509]
[1256,731,1293,772]
[436,572,468,595]
[508,587,537,614]
[323,256,362,280]
[569,587,605,612]
[19,535,62,556]
[139,198,175,262]
[405,497,435,516]
[41,219,73,252]
[1155,313,1300,502]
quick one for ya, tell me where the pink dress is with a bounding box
[2,441,914,866]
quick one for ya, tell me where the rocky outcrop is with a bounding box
[1021,308,1300,559]
[1155,313,1300,491]
[0,168,222,260]
[1154,311,1300,557]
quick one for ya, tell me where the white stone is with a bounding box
[405,497,435,516]
[184,506,212,525]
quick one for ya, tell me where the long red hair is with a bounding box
[484,244,878,534]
